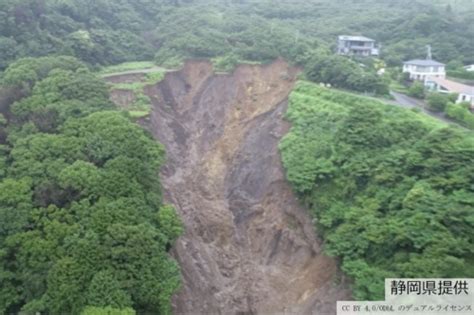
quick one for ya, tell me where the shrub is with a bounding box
[426,92,449,112]
[445,102,474,129]
[408,81,425,99]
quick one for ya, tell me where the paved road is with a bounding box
[389,91,425,109]
[389,91,456,125]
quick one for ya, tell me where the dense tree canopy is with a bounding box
[1,0,472,96]
[304,53,389,94]
[149,0,473,66]
[0,0,472,72]
[0,57,182,314]
[280,82,474,300]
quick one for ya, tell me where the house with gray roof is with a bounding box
[337,35,379,57]
[403,59,446,81]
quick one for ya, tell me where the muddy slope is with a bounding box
[143,60,349,314]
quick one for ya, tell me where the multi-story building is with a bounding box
[337,35,379,57]
[402,59,446,81]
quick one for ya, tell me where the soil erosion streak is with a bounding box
[143,60,348,314]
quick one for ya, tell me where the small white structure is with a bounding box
[425,76,474,108]
[403,59,446,81]
[463,65,474,72]
[337,35,379,57]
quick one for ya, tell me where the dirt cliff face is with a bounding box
[109,89,136,109]
[103,74,144,109]
[142,59,349,314]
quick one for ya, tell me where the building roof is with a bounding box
[426,76,474,96]
[338,35,375,42]
[403,59,445,66]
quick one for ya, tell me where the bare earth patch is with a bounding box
[137,59,350,314]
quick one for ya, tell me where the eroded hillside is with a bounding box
[113,60,349,314]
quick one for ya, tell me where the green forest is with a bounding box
[1,0,473,95]
[1,0,473,97]
[1,0,473,314]
[1,0,473,71]
[280,82,474,300]
[0,57,182,314]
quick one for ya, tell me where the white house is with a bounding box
[425,76,474,108]
[337,35,379,57]
[403,59,446,81]
[463,65,474,72]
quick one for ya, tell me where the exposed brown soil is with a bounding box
[104,72,146,84]
[103,74,144,108]
[109,89,136,109]
[135,59,349,314]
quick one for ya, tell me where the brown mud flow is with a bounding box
[137,59,349,314]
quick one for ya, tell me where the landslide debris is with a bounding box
[114,59,349,314]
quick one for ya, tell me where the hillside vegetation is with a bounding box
[0,56,182,314]
[280,82,474,300]
[1,0,472,97]
[1,0,472,71]
[1,0,473,312]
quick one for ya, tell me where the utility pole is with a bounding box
[426,45,432,60]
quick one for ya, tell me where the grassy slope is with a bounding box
[98,61,157,75]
